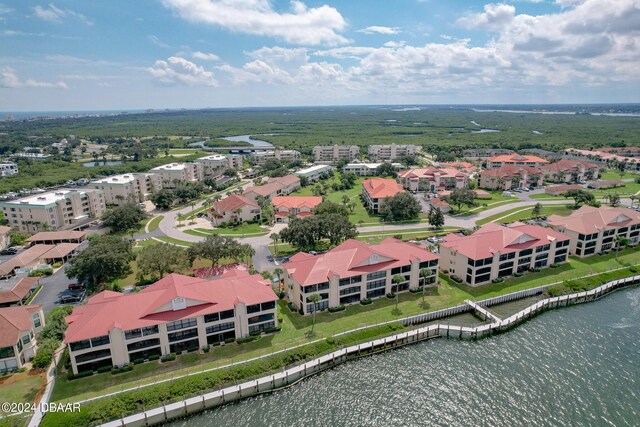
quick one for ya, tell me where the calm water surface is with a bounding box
[172,288,640,427]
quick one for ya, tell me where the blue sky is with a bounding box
[0,0,638,111]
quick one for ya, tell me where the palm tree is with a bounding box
[308,293,321,334]
[274,267,284,291]
[419,268,430,305]
[615,236,630,260]
[270,232,280,257]
[630,195,638,208]
[392,274,404,311]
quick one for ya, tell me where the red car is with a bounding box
[68,283,85,291]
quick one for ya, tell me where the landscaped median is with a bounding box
[476,204,574,226]
[38,249,638,426]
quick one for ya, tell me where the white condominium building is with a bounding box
[368,144,418,161]
[90,173,161,205]
[253,150,301,165]
[312,145,360,161]
[0,163,18,177]
[0,189,106,232]
[195,154,242,177]
[149,163,204,187]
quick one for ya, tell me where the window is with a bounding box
[166,318,197,332]
[536,244,550,253]
[127,338,160,352]
[317,282,330,291]
[554,255,567,264]
[307,299,329,313]
[249,321,276,333]
[603,229,615,237]
[518,257,531,265]
[168,328,198,343]
[204,313,220,323]
[206,322,234,334]
[366,279,386,290]
[419,260,438,269]
[557,239,570,247]
[248,313,274,325]
[476,266,491,275]
[535,253,548,261]
[21,335,30,345]
[70,339,91,352]
[220,309,234,320]
[366,271,386,281]
[499,252,515,261]
[339,286,361,296]
[519,249,533,257]
[340,294,361,305]
[75,349,111,364]
[475,274,491,284]
[246,304,261,314]
[261,301,276,311]
[366,288,385,299]
[32,313,41,328]
[499,262,514,270]
[339,276,362,286]
[0,346,14,359]
[88,335,110,347]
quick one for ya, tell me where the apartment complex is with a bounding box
[242,175,301,202]
[283,238,439,315]
[0,277,39,308]
[440,223,571,286]
[0,163,18,177]
[397,167,469,192]
[195,154,243,177]
[342,162,403,176]
[462,148,513,160]
[90,173,161,205]
[540,160,600,183]
[149,163,204,186]
[479,165,543,190]
[0,226,10,251]
[208,195,260,226]
[368,144,418,161]
[361,178,404,213]
[0,305,44,372]
[253,150,301,165]
[547,206,640,257]
[272,196,322,223]
[312,145,360,161]
[0,189,106,232]
[564,148,640,172]
[486,154,549,169]
[294,165,334,182]
[64,270,278,374]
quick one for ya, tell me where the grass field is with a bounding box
[48,248,639,405]
[146,215,163,232]
[600,170,638,180]
[356,226,461,244]
[183,223,269,237]
[0,372,43,414]
[476,204,574,226]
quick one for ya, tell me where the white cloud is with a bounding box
[358,26,401,35]
[147,56,218,87]
[457,3,516,31]
[191,51,220,61]
[33,4,92,25]
[0,4,13,21]
[0,67,67,89]
[160,0,349,46]
[148,35,170,48]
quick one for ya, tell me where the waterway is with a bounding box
[172,287,640,427]
[220,135,274,147]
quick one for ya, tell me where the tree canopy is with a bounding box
[280,213,357,251]
[428,206,445,228]
[66,235,133,290]
[441,188,476,213]
[102,203,146,233]
[187,235,254,267]
[377,162,398,178]
[137,243,189,279]
[379,192,421,222]
[565,189,597,208]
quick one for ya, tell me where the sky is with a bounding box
[0,0,639,111]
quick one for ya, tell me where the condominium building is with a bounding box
[0,189,106,232]
[283,238,439,315]
[486,153,549,169]
[149,163,204,187]
[312,145,360,161]
[342,162,403,177]
[208,195,261,226]
[195,154,242,178]
[397,167,469,192]
[440,223,571,286]
[479,166,543,190]
[253,150,301,165]
[0,226,10,251]
[539,160,600,183]
[0,305,44,373]
[368,144,418,161]
[242,175,301,202]
[266,175,301,194]
[462,148,513,160]
[361,178,404,213]
[90,173,161,205]
[0,277,39,307]
[547,206,640,257]
[272,196,322,223]
[64,270,278,374]
[294,165,334,183]
[563,148,640,171]
[0,163,18,177]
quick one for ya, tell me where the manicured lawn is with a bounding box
[0,372,44,414]
[476,204,574,226]
[357,227,460,244]
[147,215,163,232]
[167,149,206,155]
[449,191,518,215]
[50,249,639,404]
[531,181,640,199]
[154,236,193,247]
[600,170,638,180]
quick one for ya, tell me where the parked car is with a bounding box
[59,293,84,304]
[0,248,18,255]
[68,283,86,291]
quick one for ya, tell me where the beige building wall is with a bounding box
[312,145,360,161]
[368,144,417,161]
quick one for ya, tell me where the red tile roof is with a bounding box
[193,263,249,279]
[26,230,88,243]
[0,226,11,235]
[0,305,41,347]
[64,270,277,343]
[547,206,640,235]
[362,178,404,198]
[40,243,79,259]
[267,175,300,186]
[545,184,583,195]
[284,238,438,286]
[488,154,549,164]
[212,195,258,214]
[272,196,322,210]
[0,277,38,305]
[398,167,468,180]
[540,159,599,172]
[480,165,542,179]
[441,222,570,260]
[243,183,283,198]
[439,162,476,172]
[0,245,55,277]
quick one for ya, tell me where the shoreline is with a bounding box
[96,273,640,427]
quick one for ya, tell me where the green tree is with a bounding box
[377,162,398,178]
[428,206,445,229]
[607,193,621,207]
[565,189,597,208]
[270,232,280,257]
[379,192,422,222]
[314,200,349,217]
[419,268,431,305]
[66,235,133,290]
[615,236,630,260]
[137,243,189,279]
[308,293,320,334]
[442,188,476,213]
[392,274,404,310]
[532,203,542,217]
[279,216,324,252]
[188,234,233,267]
[102,203,146,233]
[320,214,358,246]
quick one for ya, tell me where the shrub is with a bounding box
[264,326,281,333]
[451,275,463,283]
[187,346,199,353]
[277,291,285,299]
[52,262,62,268]
[237,336,257,344]
[629,267,638,273]
[325,336,335,345]
[287,303,297,312]
[513,272,523,277]
[277,317,283,323]
[386,292,396,299]
[202,346,210,353]
[550,264,559,269]
[29,268,53,277]
[111,363,133,374]
[210,341,221,347]
[531,267,541,273]
[409,288,421,293]
[160,353,176,363]
[133,358,145,365]
[97,365,113,373]
[328,305,345,313]
[67,370,93,381]
[360,298,372,305]
[491,277,504,284]
[249,330,262,336]
[148,354,160,361]
[224,337,236,344]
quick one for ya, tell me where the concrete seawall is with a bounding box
[101,274,640,427]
